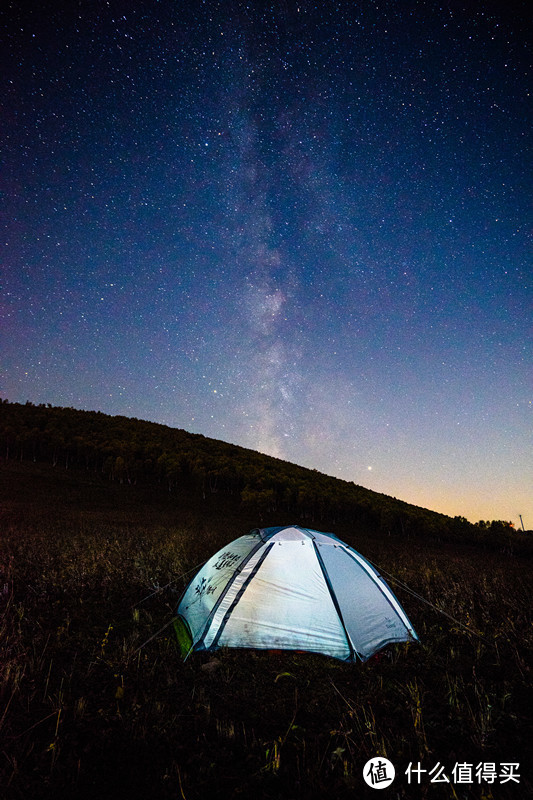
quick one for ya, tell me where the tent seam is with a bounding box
[195,538,266,650]
[312,541,358,663]
[208,543,274,650]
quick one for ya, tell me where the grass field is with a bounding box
[1,462,531,798]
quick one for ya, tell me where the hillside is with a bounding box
[0,399,521,549]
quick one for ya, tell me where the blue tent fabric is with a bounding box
[177,525,418,662]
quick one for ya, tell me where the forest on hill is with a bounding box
[0,399,522,548]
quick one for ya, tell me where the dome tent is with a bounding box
[175,525,418,662]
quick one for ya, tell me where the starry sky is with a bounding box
[2,0,531,527]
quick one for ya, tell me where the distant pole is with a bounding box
[519,515,525,532]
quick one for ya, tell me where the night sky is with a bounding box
[2,1,531,527]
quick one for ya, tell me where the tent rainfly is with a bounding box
[175,525,418,662]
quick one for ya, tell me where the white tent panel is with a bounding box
[315,542,415,659]
[211,539,350,660]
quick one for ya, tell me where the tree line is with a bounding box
[0,399,519,543]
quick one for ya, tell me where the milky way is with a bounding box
[2,1,531,526]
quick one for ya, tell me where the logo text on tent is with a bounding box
[213,552,241,571]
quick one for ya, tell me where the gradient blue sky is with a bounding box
[2,0,531,526]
